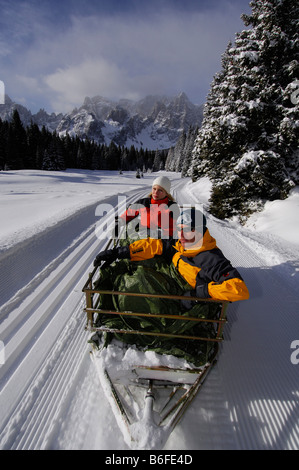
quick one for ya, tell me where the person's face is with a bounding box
[177,225,202,248]
[152,185,167,200]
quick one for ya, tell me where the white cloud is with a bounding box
[44,58,141,111]
[41,9,244,111]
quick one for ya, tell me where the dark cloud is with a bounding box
[0,0,251,112]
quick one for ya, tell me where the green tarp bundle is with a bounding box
[92,256,222,367]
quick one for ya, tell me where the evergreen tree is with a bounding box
[26,122,41,169]
[42,133,65,170]
[175,131,187,172]
[165,131,186,172]
[191,0,299,220]
[153,150,163,171]
[62,133,77,168]
[127,146,137,170]
[120,147,128,171]
[0,111,161,173]
[136,147,145,171]
[0,119,8,170]
[6,110,27,169]
[165,147,175,171]
[76,141,87,169]
[91,142,102,170]
[165,126,198,175]
[104,141,121,170]
[181,126,198,177]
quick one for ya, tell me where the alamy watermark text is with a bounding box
[0,341,5,365]
[0,80,5,104]
[94,198,204,241]
[290,340,299,365]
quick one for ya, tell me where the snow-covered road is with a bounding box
[0,171,298,450]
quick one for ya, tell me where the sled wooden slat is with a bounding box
[84,287,225,303]
[82,266,98,291]
[85,307,227,324]
[82,269,229,343]
[91,326,223,342]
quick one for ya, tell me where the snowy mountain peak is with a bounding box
[56,93,203,150]
[0,95,63,132]
[0,93,203,150]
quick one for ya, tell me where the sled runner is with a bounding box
[89,339,220,450]
[82,261,228,449]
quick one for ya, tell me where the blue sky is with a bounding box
[0,0,252,113]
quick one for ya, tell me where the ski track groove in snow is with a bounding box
[0,188,148,449]
[0,177,298,450]
[14,304,88,450]
[170,183,299,450]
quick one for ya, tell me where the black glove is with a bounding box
[181,290,196,310]
[93,246,130,267]
[181,283,210,310]
[195,283,210,299]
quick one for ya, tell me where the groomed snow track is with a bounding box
[0,178,298,450]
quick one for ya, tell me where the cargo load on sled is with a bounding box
[82,238,229,449]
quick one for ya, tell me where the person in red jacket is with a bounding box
[117,175,179,239]
[94,208,249,304]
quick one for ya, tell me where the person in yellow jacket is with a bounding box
[94,208,249,304]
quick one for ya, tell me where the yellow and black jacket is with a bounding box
[127,229,249,302]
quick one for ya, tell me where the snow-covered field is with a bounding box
[0,169,298,450]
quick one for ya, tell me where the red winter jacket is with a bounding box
[120,196,178,238]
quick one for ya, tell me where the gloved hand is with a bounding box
[93,246,130,267]
[94,249,118,267]
[181,290,196,310]
[195,282,210,299]
[181,283,210,310]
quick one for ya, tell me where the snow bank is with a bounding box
[183,176,299,247]
[183,176,212,208]
[245,187,299,246]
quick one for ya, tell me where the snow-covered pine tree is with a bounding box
[153,150,163,171]
[164,131,186,172]
[181,126,198,177]
[191,0,299,221]
[165,126,198,174]
[173,131,186,172]
[165,146,175,171]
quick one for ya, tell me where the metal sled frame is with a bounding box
[82,265,229,342]
[89,342,220,449]
[82,262,229,449]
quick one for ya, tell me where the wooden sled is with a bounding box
[82,265,228,450]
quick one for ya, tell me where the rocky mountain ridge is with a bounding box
[0,93,203,150]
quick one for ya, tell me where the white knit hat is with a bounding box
[152,176,171,194]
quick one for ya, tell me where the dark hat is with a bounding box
[176,208,207,232]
